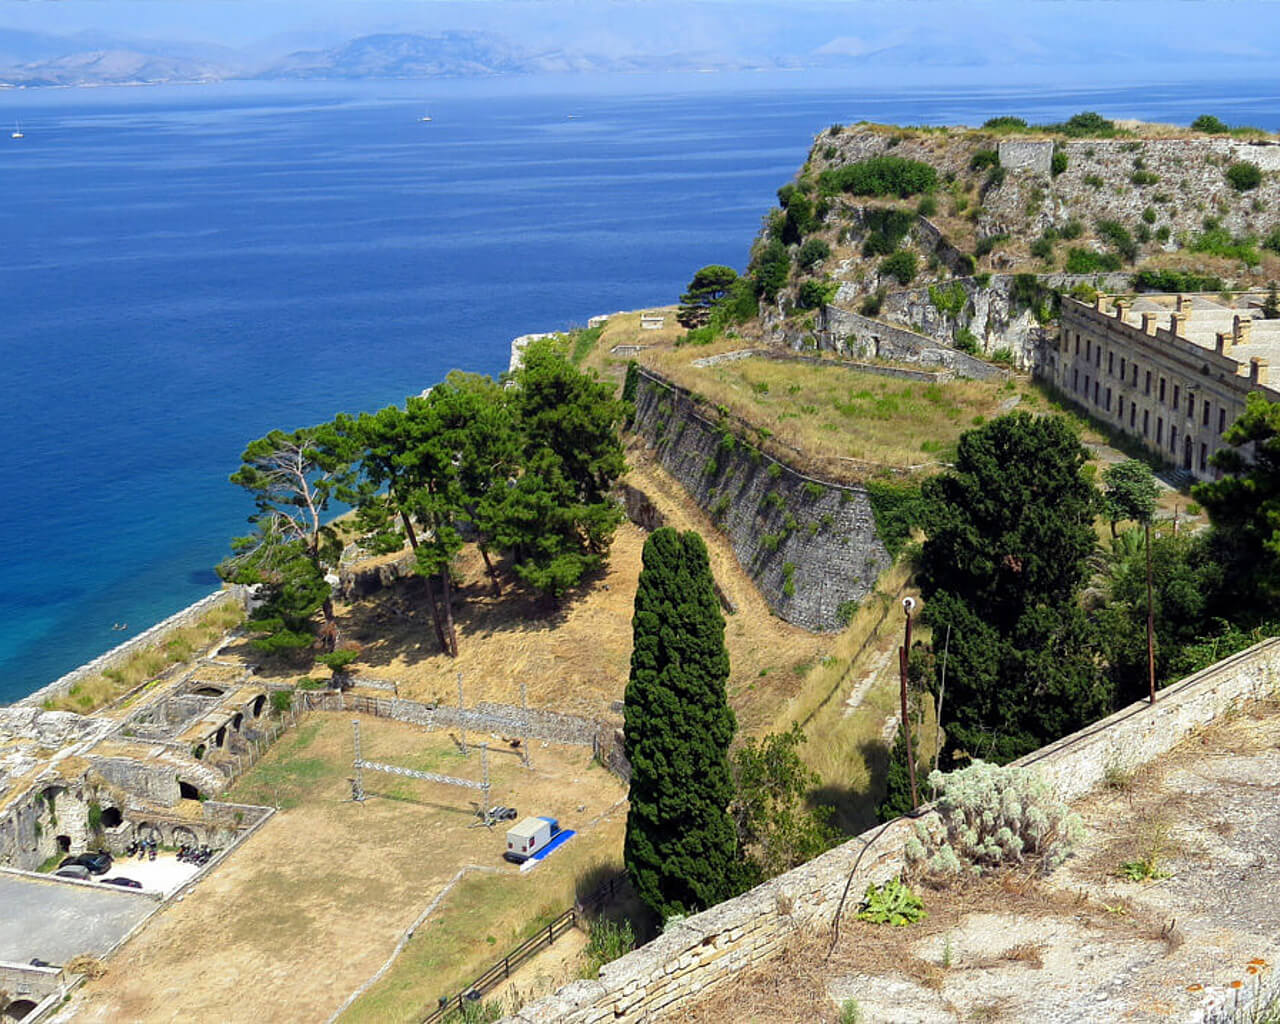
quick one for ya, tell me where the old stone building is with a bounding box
[1044,293,1280,480]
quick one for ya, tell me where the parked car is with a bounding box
[59,851,113,875]
[54,865,90,880]
[101,877,142,889]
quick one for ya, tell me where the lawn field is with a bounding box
[64,714,627,1024]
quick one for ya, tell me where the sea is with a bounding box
[3,71,1279,704]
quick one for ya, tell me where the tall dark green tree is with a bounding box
[920,412,1098,634]
[1195,391,1280,607]
[676,265,739,328]
[919,413,1110,763]
[1102,459,1159,537]
[500,339,627,598]
[228,423,358,650]
[624,528,741,921]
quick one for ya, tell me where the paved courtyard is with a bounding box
[0,872,155,965]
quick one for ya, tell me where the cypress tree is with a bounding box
[624,528,740,921]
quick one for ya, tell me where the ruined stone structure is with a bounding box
[1046,294,1280,479]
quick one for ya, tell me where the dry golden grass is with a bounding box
[641,342,1034,483]
[43,600,245,715]
[69,715,627,1024]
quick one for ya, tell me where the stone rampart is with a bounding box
[503,637,1280,1023]
[818,306,1006,381]
[630,368,892,632]
[18,589,239,710]
[0,960,66,1020]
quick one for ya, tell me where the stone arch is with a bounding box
[192,686,225,697]
[177,780,203,802]
[5,999,39,1021]
[135,821,162,842]
[193,743,206,760]
[252,694,267,717]
[100,806,123,829]
[171,824,199,847]
[231,712,244,731]
[56,834,71,853]
[215,726,226,749]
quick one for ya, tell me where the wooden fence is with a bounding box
[421,873,628,1023]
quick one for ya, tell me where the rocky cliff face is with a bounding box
[629,369,892,633]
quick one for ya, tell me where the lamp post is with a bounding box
[900,597,920,812]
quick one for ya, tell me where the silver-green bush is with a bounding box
[904,760,1083,875]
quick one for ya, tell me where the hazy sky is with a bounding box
[3,0,1278,69]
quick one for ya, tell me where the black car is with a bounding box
[59,851,113,875]
[101,877,142,889]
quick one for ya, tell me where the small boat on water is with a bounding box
[419,111,432,123]
[11,123,23,139]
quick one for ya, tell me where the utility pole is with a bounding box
[1146,520,1157,704]
[899,597,919,812]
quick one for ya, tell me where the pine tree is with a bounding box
[877,722,917,823]
[624,528,742,921]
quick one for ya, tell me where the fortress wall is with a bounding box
[997,139,1053,174]
[819,306,1006,380]
[503,636,1280,1023]
[18,589,240,710]
[629,368,892,633]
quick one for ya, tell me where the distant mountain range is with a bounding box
[0,29,771,87]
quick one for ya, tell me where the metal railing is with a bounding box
[421,873,627,1023]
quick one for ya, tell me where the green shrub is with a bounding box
[1155,225,1171,243]
[857,878,926,926]
[859,289,884,315]
[866,479,925,558]
[1226,161,1263,192]
[905,760,1084,875]
[1030,236,1055,262]
[974,233,1009,258]
[1083,173,1104,189]
[969,149,999,171]
[796,237,831,270]
[583,918,637,976]
[861,207,915,256]
[1096,218,1138,261]
[1130,170,1160,186]
[797,278,838,310]
[678,326,718,346]
[989,347,1015,365]
[879,250,918,285]
[983,166,1007,192]
[981,116,1028,131]
[1265,227,1280,254]
[1132,268,1225,292]
[916,195,938,218]
[818,156,938,198]
[270,690,293,713]
[1049,111,1117,137]
[1191,226,1261,265]
[929,282,967,317]
[1051,149,1068,176]
[1191,114,1230,134]
[1065,248,1122,273]
[836,599,859,626]
[953,327,980,354]
[1060,219,1084,240]
[1141,206,1157,224]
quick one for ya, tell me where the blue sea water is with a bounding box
[3,73,1280,704]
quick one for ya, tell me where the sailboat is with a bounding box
[419,110,432,123]
[10,122,23,139]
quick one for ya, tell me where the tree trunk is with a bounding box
[400,510,420,550]
[321,597,338,652]
[479,544,502,597]
[423,574,449,654]
[440,569,459,657]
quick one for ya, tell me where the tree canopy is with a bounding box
[624,528,742,921]
[677,265,740,328]
[1102,459,1159,535]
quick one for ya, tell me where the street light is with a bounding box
[899,597,920,812]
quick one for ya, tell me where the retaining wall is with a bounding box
[503,636,1280,1023]
[630,368,892,632]
[19,590,240,710]
[817,307,1006,380]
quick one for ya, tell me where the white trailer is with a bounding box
[504,816,559,863]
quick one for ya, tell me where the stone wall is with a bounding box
[503,636,1280,1024]
[0,961,65,1021]
[817,307,1006,380]
[997,139,1053,174]
[18,590,239,710]
[630,368,892,632]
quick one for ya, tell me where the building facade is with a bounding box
[1043,294,1280,481]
